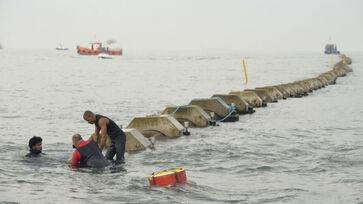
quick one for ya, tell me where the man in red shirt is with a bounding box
[71,133,109,168]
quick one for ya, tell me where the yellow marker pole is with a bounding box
[242,59,248,84]
[329,56,333,71]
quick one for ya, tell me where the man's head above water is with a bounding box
[28,136,42,154]
[72,133,84,148]
[83,110,96,124]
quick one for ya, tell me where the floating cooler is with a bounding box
[148,168,187,187]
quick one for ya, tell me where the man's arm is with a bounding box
[93,125,100,143]
[98,118,109,151]
[71,150,81,166]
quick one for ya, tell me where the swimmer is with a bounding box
[25,136,45,157]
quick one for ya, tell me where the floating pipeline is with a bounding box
[211,94,255,114]
[148,168,187,187]
[229,91,266,107]
[162,105,211,127]
[99,55,353,161]
[306,78,323,90]
[288,82,308,97]
[245,88,277,103]
[189,97,239,122]
[338,55,352,65]
[83,55,354,187]
[126,115,187,138]
[272,85,292,98]
[273,84,296,98]
[295,80,313,93]
[258,87,285,100]
[320,71,338,85]
[268,56,352,100]
[317,76,330,87]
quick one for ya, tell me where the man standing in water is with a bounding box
[71,133,109,168]
[26,136,45,157]
[83,110,126,163]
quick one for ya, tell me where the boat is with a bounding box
[98,53,112,59]
[324,43,340,54]
[77,41,122,56]
[56,44,68,51]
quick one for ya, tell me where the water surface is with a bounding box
[0,49,362,203]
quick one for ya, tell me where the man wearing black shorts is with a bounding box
[83,110,126,163]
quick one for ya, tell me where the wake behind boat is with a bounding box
[56,44,68,51]
[98,53,112,59]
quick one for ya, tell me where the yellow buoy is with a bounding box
[242,59,248,84]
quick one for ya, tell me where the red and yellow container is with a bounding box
[173,168,187,184]
[148,168,187,187]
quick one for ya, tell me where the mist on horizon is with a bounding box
[0,0,362,52]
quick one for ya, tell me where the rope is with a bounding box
[211,97,229,108]
[171,105,189,115]
[175,97,236,122]
[216,105,236,122]
[210,97,236,122]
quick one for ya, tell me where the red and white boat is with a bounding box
[76,41,122,56]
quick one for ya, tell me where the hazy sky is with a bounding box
[0,0,362,51]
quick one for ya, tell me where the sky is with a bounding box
[0,0,362,52]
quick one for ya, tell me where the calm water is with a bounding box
[0,49,362,203]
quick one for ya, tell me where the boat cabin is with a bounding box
[89,42,103,50]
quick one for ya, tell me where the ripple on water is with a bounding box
[1,51,363,203]
[1,115,22,119]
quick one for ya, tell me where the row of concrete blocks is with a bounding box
[95,56,353,152]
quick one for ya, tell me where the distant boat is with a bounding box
[98,53,112,59]
[77,41,122,56]
[324,43,340,54]
[56,44,68,51]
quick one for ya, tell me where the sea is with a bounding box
[0,49,362,203]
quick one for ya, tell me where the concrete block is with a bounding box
[287,83,307,97]
[212,94,254,114]
[245,89,277,103]
[189,97,239,122]
[256,87,283,100]
[124,128,152,152]
[229,91,265,107]
[272,85,292,98]
[162,105,211,127]
[126,115,184,138]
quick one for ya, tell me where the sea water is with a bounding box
[0,49,362,203]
